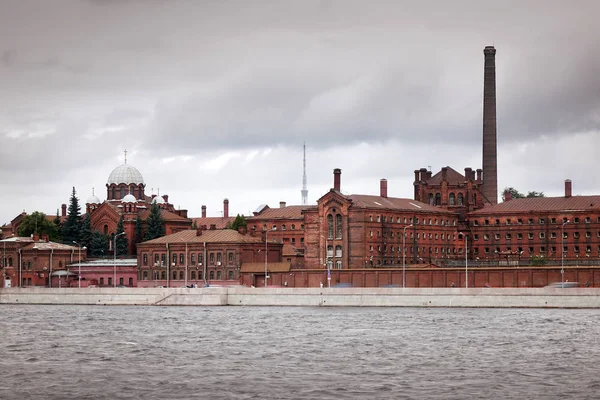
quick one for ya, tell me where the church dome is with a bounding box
[122,194,137,203]
[86,194,101,204]
[107,164,144,185]
[152,196,165,204]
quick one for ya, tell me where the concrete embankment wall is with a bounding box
[2,287,600,308]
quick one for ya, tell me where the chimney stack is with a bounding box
[279,201,286,208]
[201,205,206,218]
[565,179,572,198]
[482,45,498,205]
[61,204,66,217]
[441,167,448,181]
[380,179,388,198]
[333,168,341,191]
[223,199,229,218]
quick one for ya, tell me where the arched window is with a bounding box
[179,271,184,280]
[129,278,133,286]
[449,193,455,206]
[191,271,196,280]
[191,254,196,264]
[291,224,295,230]
[172,254,177,264]
[111,187,116,199]
[282,224,286,231]
[104,225,109,235]
[327,214,334,239]
[217,271,222,280]
[458,193,464,206]
[327,245,333,258]
[120,187,126,199]
[435,193,441,206]
[8,257,13,267]
[209,271,215,280]
[143,254,148,265]
[198,254,203,264]
[143,271,148,280]
[180,254,184,264]
[428,193,434,205]
[153,271,159,280]
[335,214,343,239]
[161,271,166,280]
[172,271,177,280]
[228,270,234,280]
[335,245,342,257]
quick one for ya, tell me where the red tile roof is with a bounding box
[348,195,456,214]
[138,208,190,222]
[426,166,466,185]
[191,217,235,229]
[140,229,265,245]
[250,205,315,220]
[470,195,600,214]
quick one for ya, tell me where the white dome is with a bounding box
[86,194,101,204]
[122,194,137,203]
[152,196,165,204]
[107,164,144,185]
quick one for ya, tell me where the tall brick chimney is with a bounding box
[61,204,67,217]
[223,199,229,218]
[279,201,286,208]
[201,205,206,218]
[333,168,341,191]
[482,45,498,205]
[380,179,388,198]
[565,179,572,198]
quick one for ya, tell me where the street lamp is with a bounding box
[73,242,87,288]
[402,224,413,288]
[265,227,276,288]
[561,220,570,288]
[463,233,468,288]
[114,232,126,287]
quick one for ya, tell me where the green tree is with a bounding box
[502,187,545,202]
[62,187,82,243]
[53,209,62,229]
[192,220,197,230]
[80,214,94,249]
[17,211,61,241]
[89,231,109,257]
[227,214,247,231]
[135,215,143,244]
[145,202,164,241]
[115,215,128,256]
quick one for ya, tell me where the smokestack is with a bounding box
[223,199,229,218]
[380,179,388,198]
[565,179,572,198]
[482,45,498,205]
[333,168,341,191]
[201,205,206,218]
[61,204,66,217]
[279,201,286,208]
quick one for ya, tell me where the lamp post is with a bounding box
[265,227,276,288]
[73,241,86,288]
[402,224,413,288]
[561,220,570,288]
[464,233,468,288]
[114,232,125,287]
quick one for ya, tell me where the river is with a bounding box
[1,305,599,399]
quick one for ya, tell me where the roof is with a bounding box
[240,262,291,273]
[138,208,190,222]
[250,205,314,220]
[348,195,456,214]
[70,258,138,267]
[191,216,235,229]
[107,163,144,185]
[23,242,78,251]
[470,195,600,215]
[426,166,466,186]
[140,229,266,245]
[282,243,303,257]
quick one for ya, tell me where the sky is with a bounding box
[1,0,599,225]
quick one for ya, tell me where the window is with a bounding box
[377,215,381,222]
[100,277,104,285]
[573,232,580,239]
[563,232,568,239]
[528,233,534,240]
[473,220,479,226]
[217,253,222,263]
[161,271,166,280]
[485,220,490,226]
[198,254,203,264]
[161,254,166,265]
[154,254,159,264]
[457,193,464,206]
[108,277,113,286]
[574,217,580,223]
[473,234,479,241]
[517,233,523,240]
[539,232,545,239]
[335,260,342,269]
[586,246,591,253]
[335,245,342,257]
[172,271,177,280]
[172,253,177,264]
[428,193,434,205]
[484,234,489,241]
[551,218,556,224]
[327,214,334,239]
[217,271,222,280]
[191,271,196,280]
[574,246,580,253]
[143,254,148,266]
[191,254,196,264]
[449,193,455,206]
[180,254,184,264]
[586,232,591,238]
[228,270,234,280]
[209,253,214,263]
[551,232,557,239]
[528,219,534,225]
[282,224,286,231]
[495,234,500,240]
[179,271,184,280]
[495,219,500,225]
[291,224,296,230]
[539,218,545,224]
[506,233,512,240]
[143,271,148,280]
[228,253,234,263]
[435,193,441,206]
[585,217,591,223]
[336,214,343,239]
[517,219,523,224]
[210,271,215,280]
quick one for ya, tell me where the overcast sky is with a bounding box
[1,0,599,225]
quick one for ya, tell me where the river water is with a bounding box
[1,305,599,399]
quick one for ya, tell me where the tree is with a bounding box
[89,231,109,257]
[62,187,82,243]
[115,215,128,256]
[17,211,61,241]
[145,202,164,241]
[502,187,545,202]
[135,215,143,244]
[80,214,94,249]
[53,209,62,230]
[192,220,197,230]
[227,214,247,231]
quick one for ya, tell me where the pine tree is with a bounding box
[228,214,247,231]
[89,231,109,257]
[80,214,94,249]
[135,215,143,244]
[115,215,128,256]
[192,220,197,230]
[145,202,164,241]
[62,187,82,243]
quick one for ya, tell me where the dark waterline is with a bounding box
[1,305,599,399]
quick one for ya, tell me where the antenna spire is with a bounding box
[301,142,308,205]
[124,149,128,164]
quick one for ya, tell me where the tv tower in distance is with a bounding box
[301,142,308,205]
